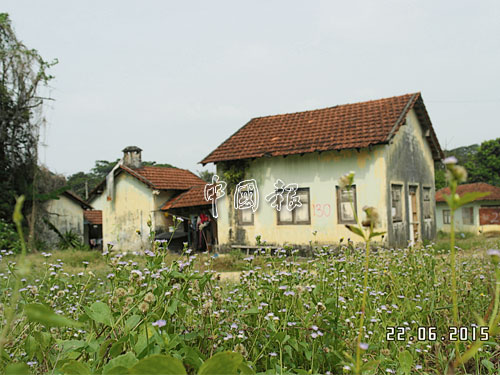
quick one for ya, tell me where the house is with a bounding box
[201,92,443,248]
[436,183,500,234]
[41,190,93,246]
[88,146,207,250]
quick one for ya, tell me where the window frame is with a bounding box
[277,187,311,225]
[391,184,403,223]
[462,206,474,225]
[336,185,357,225]
[443,209,451,224]
[237,208,254,226]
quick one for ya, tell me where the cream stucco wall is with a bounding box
[43,195,85,245]
[97,173,155,250]
[216,146,388,247]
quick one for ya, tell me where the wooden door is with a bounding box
[408,187,419,244]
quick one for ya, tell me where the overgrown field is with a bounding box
[1,234,500,374]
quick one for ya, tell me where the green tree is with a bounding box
[466,138,500,186]
[434,143,480,190]
[198,170,214,183]
[0,13,56,223]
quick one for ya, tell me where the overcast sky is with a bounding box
[3,0,500,177]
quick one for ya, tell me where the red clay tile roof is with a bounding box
[63,190,92,209]
[201,92,443,164]
[119,165,206,190]
[161,185,211,210]
[84,210,102,225]
[436,183,500,202]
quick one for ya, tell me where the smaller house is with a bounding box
[41,190,92,246]
[88,146,208,250]
[161,184,217,251]
[436,183,500,234]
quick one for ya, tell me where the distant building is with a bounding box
[201,93,443,248]
[89,147,208,250]
[436,183,500,234]
[41,190,92,246]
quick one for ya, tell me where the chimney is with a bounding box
[122,146,142,169]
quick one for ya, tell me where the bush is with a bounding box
[0,219,21,253]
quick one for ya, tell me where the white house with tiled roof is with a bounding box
[89,147,206,250]
[436,183,500,234]
[201,93,443,248]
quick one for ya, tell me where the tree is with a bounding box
[198,170,214,183]
[466,138,500,187]
[0,14,57,226]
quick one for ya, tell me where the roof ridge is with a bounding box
[250,92,419,121]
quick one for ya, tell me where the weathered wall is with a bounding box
[43,195,84,245]
[384,109,436,247]
[436,200,500,234]
[153,190,177,233]
[216,146,387,248]
[98,173,155,250]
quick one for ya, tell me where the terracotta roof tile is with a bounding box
[436,183,500,202]
[84,210,102,225]
[63,190,92,209]
[201,92,443,164]
[161,185,211,210]
[120,165,206,190]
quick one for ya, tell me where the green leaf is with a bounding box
[85,301,114,326]
[129,354,187,375]
[125,315,141,333]
[240,307,259,315]
[237,362,255,374]
[167,300,178,314]
[369,231,385,239]
[481,359,494,371]
[345,225,365,239]
[59,339,87,354]
[103,352,138,374]
[106,366,130,375]
[456,192,491,208]
[24,335,38,357]
[198,351,243,375]
[61,361,91,375]
[98,339,114,361]
[109,341,124,357]
[361,360,379,372]
[24,303,81,328]
[288,337,299,352]
[5,363,30,375]
[398,350,413,375]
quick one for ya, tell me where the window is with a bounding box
[423,187,431,219]
[462,207,474,225]
[443,209,451,224]
[238,208,254,225]
[391,184,403,222]
[336,185,357,224]
[277,188,310,225]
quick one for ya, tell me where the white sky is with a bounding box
[3,0,500,176]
